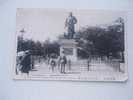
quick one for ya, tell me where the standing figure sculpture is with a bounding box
[65,12,77,39]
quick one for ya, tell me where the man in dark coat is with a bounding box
[20,51,31,75]
[60,52,67,74]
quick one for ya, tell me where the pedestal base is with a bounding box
[59,39,78,61]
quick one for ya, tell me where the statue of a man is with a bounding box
[65,12,77,39]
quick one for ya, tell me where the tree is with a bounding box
[76,26,106,58]
[75,17,125,61]
[17,36,60,58]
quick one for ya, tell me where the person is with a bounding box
[60,52,67,73]
[87,57,91,71]
[68,59,71,70]
[31,55,34,70]
[65,12,77,39]
[57,56,61,70]
[20,51,31,75]
[16,54,23,75]
[49,58,56,72]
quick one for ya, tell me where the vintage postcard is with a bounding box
[13,8,128,81]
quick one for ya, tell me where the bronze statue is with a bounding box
[65,12,77,39]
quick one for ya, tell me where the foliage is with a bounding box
[17,37,60,57]
[76,17,124,59]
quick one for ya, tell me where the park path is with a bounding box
[29,60,120,76]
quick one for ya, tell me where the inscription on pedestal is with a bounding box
[59,39,78,61]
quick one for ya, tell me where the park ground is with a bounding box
[14,58,126,81]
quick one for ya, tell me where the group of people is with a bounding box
[48,54,71,74]
[16,50,71,75]
[16,50,92,76]
[16,50,34,75]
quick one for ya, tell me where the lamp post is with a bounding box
[19,28,26,51]
[20,28,25,40]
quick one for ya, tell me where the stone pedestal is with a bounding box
[59,39,78,61]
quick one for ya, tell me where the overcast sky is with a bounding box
[16,8,126,42]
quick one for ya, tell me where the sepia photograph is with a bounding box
[13,8,128,81]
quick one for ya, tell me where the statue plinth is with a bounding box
[59,39,78,61]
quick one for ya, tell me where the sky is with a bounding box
[16,8,126,42]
